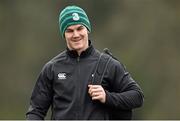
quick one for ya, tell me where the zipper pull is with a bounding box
[77,56,80,62]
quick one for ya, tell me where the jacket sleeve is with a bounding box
[104,59,144,110]
[26,61,54,120]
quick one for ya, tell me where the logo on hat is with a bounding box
[72,13,80,21]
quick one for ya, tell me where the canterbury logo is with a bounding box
[58,73,66,80]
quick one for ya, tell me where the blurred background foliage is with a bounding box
[0,0,180,119]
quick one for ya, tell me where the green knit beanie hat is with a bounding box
[59,5,91,38]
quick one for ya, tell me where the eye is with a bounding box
[77,26,85,31]
[65,29,73,33]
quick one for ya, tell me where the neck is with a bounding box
[66,40,93,58]
[77,45,89,56]
[69,40,90,56]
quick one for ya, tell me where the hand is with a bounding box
[88,85,106,103]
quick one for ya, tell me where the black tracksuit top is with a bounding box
[26,42,144,120]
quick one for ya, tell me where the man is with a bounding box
[26,5,144,120]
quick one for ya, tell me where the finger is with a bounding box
[88,85,94,93]
[88,85,104,97]
[89,90,100,96]
[91,92,106,103]
[88,85,93,94]
[91,87,103,93]
[89,85,101,89]
[88,84,92,88]
[92,95,102,100]
[89,86,103,92]
[91,92,101,97]
[89,88,102,97]
[88,85,100,94]
[88,89,92,95]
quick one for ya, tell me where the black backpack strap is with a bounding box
[91,48,132,120]
[100,54,111,83]
[91,50,112,85]
[91,53,103,85]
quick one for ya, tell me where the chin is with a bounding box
[72,45,83,50]
[73,47,82,51]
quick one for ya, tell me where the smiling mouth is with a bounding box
[72,39,81,42]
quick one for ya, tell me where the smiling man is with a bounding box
[26,5,144,120]
[65,24,89,55]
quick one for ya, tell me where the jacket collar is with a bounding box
[66,40,94,58]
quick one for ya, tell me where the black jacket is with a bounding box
[26,42,144,120]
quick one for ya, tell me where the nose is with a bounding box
[72,30,79,38]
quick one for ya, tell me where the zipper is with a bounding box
[76,56,81,119]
